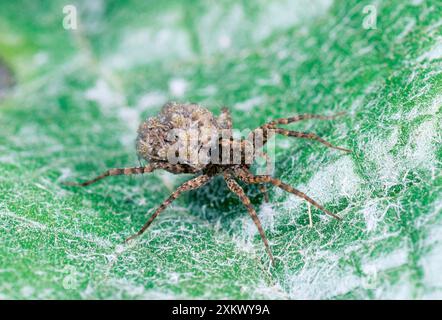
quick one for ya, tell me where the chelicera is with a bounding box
[67,102,350,266]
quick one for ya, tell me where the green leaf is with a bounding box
[0,0,441,299]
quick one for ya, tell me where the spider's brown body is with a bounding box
[67,102,350,266]
[136,102,222,172]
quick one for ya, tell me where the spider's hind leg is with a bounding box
[63,164,157,187]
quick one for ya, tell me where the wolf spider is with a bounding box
[66,102,350,266]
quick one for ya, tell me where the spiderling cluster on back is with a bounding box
[66,102,350,266]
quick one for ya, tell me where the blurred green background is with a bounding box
[0,0,441,299]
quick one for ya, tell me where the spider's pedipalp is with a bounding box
[259,184,270,203]
[223,171,275,266]
[218,107,233,130]
[234,167,342,221]
[125,174,211,243]
[273,128,351,153]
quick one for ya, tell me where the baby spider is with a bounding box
[66,102,350,266]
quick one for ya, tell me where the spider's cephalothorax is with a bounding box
[67,102,350,266]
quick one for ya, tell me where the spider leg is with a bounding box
[64,163,198,187]
[125,174,211,242]
[260,112,345,129]
[223,171,275,266]
[273,128,351,153]
[234,167,342,221]
[63,165,157,187]
[248,112,347,146]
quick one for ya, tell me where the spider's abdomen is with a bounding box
[136,102,221,170]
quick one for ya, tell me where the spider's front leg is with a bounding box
[248,111,350,152]
[273,129,351,152]
[259,112,346,129]
[223,171,275,266]
[125,174,212,242]
[234,167,342,221]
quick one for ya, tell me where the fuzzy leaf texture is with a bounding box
[0,0,441,299]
